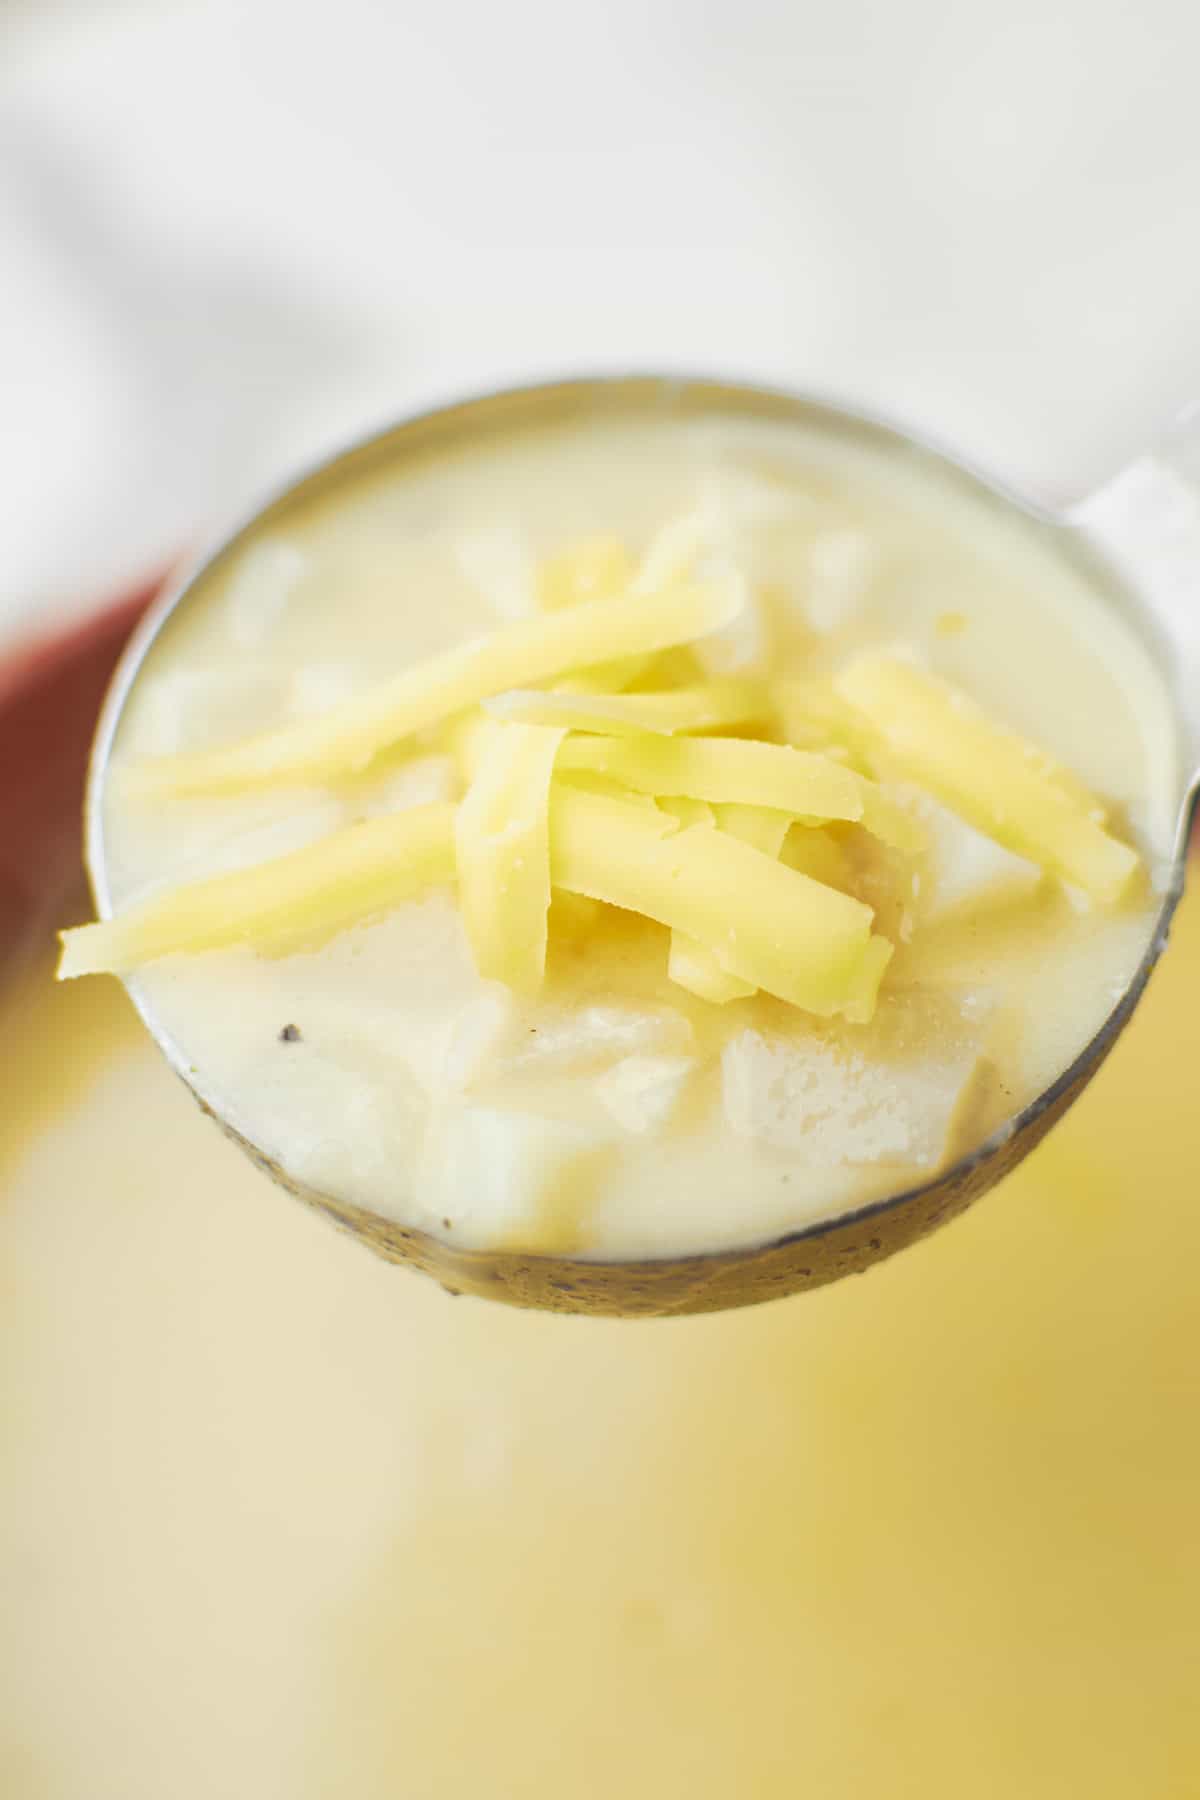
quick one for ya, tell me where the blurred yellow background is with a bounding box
[2,880,1198,1797]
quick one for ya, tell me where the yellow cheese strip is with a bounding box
[657,796,716,830]
[57,803,456,978]
[548,890,606,939]
[455,723,565,994]
[557,734,861,819]
[657,796,751,1001]
[552,783,679,843]
[780,673,1107,822]
[835,656,1137,903]
[558,773,665,816]
[124,580,742,797]
[789,789,924,855]
[856,783,927,855]
[484,680,765,738]
[443,709,493,784]
[711,802,792,860]
[536,535,633,610]
[772,678,882,769]
[557,654,658,695]
[839,934,895,1026]
[555,734,920,859]
[781,824,855,891]
[550,786,882,1018]
[668,802,791,1004]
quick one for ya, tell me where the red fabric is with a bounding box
[0,575,166,974]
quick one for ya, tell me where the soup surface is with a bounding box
[97,404,1177,1255]
[4,887,1200,1797]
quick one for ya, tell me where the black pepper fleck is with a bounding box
[279,1024,302,1044]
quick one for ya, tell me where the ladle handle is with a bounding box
[1071,409,1200,802]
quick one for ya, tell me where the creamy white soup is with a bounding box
[73,406,1176,1257]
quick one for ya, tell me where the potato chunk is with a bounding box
[721,988,993,1169]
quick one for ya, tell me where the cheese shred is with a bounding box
[123,579,743,797]
[58,803,457,978]
[455,723,565,994]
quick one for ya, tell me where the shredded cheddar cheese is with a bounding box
[455,722,565,993]
[123,578,743,797]
[484,680,766,738]
[59,804,456,977]
[836,656,1134,901]
[68,519,1145,1053]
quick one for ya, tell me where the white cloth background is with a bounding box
[5,0,1200,640]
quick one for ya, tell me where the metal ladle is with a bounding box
[86,376,1200,1316]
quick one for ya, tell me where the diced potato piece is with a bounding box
[595,1054,696,1133]
[835,656,1136,902]
[635,508,769,673]
[629,473,792,601]
[721,988,992,1168]
[124,579,743,796]
[690,565,770,677]
[57,803,457,977]
[351,752,459,817]
[557,734,861,819]
[920,800,1044,923]
[550,785,884,1019]
[493,1001,694,1076]
[289,664,358,716]
[435,990,520,1093]
[454,526,537,621]
[417,1103,611,1252]
[668,934,756,1004]
[455,722,564,994]
[631,505,717,595]
[537,535,632,610]
[130,668,293,757]
[803,530,875,633]
[221,536,308,650]
[700,463,796,531]
[483,679,766,737]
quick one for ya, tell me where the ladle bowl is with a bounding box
[86,375,1200,1316]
